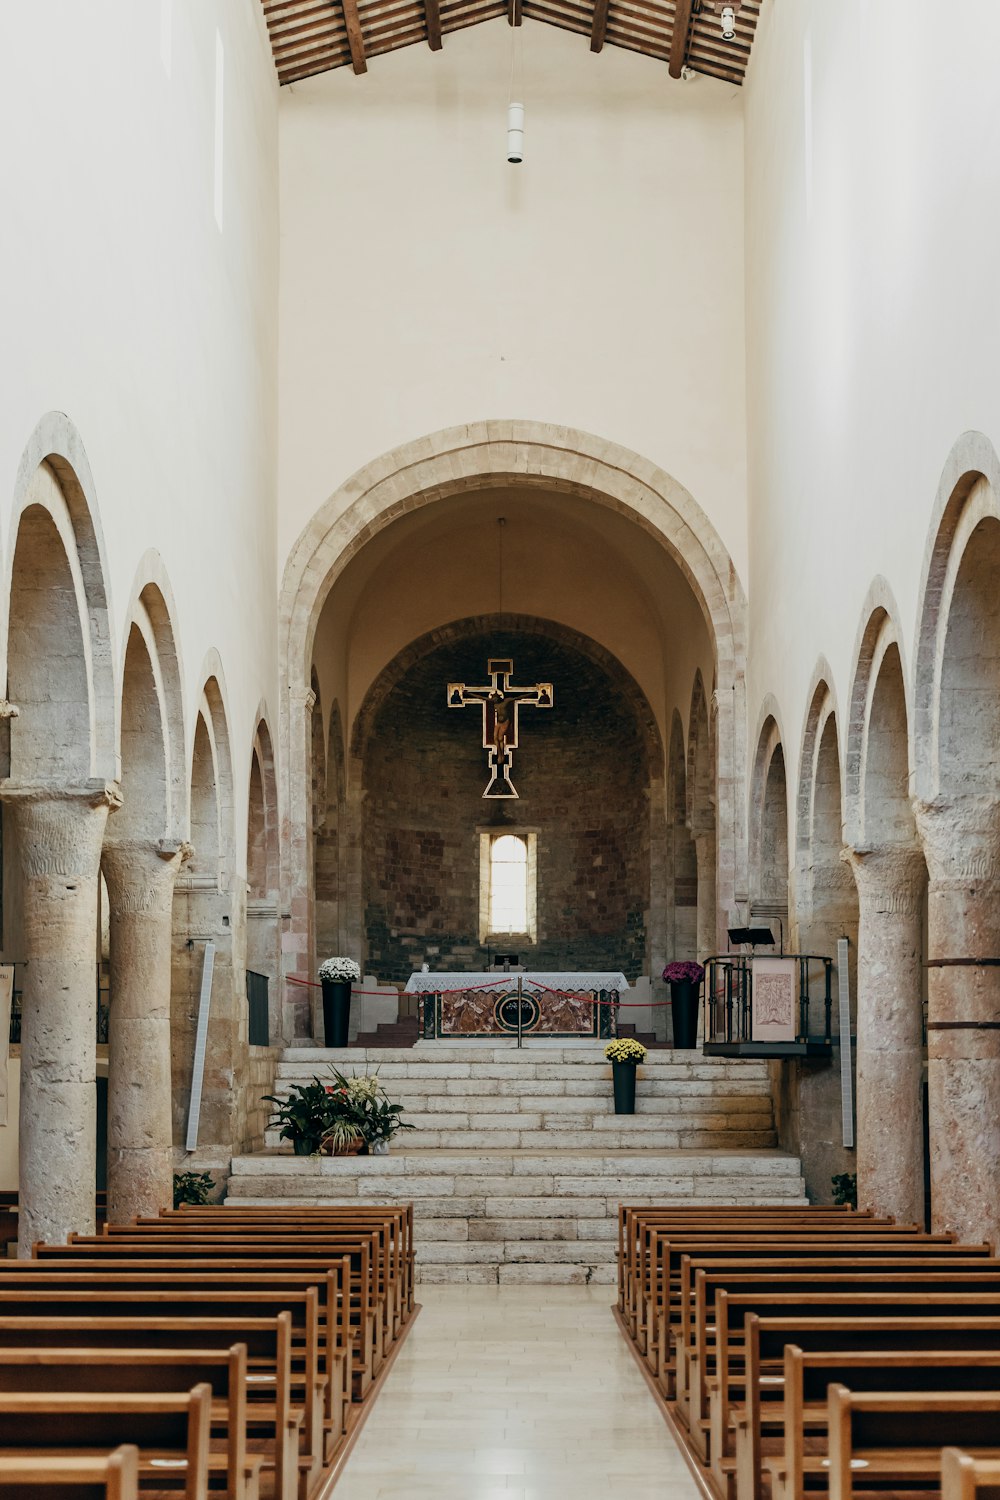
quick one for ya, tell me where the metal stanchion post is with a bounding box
[517,975,523,1049]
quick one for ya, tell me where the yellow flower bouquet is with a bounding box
[604,1038,647,1065]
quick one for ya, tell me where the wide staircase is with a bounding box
[229,1043,807,1283]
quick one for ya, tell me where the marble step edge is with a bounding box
[231,1148,803,1175]
[277,1051,770,1072]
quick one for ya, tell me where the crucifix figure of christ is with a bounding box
[447,658,553,798]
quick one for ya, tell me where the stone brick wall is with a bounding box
[362,627,651,983]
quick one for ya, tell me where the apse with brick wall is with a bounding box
[359,623,653,983]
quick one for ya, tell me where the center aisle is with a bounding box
[333,1285,701,1499]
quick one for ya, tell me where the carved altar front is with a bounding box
[403,971,629,1039]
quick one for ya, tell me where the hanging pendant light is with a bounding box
[506,18,524,164]
[507,102,524,164]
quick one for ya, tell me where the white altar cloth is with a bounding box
[404,970,630,994]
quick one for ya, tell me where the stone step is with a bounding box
[278,1050,771,1073]
[227,1143,807,1283]
[272,1072,773,1098]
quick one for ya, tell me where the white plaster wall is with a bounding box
[277,20,749,585]
[0,0,280,830]
[744,0,1000,806]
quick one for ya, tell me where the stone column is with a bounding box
[694,830,717,964]
[1,781,118,1255]
[846,845,926,1226]
[102,839,191,1224]
[914,802,1000,1246]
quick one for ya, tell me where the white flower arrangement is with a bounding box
[318,957,361,983]
[604,1038,647,1065]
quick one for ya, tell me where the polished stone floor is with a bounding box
[334,1286,701,1499]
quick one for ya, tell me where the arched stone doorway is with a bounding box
[279,423,746,1032]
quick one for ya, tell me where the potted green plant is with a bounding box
[604,1037,647,1114]
[262,1077,331,1155]
[323,1067,414,1155]
[173,1170,215,1208]
[662,960,705,1049]
[318,957,361,1047]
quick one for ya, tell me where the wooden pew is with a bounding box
[639,1225,958,1363]
[943,1448,1000,1500]
[52,1231,383,1386]
[733,1315,1000,1500]
[762,1349,1000,1500]
[827,1387,1000,1500]
[39,1236,372,1402]
[0,1346,260,1500]
[0,1316,301,1500]
[619,1207,909,1334]
[0,1446,139,1500]
[0,1387,211,1500]
[0,1263,351,1422]
[685,1267,1000,1451]
[96,1217,404,1345]
[164,1207,415,1322]
[0,1288,325,1494]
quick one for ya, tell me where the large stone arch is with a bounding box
[0,414,118,1251]
[101,561,189,1223]
[911,431,1000,1243]
[279,422,747,1010]
[749,703,789,935]
[3,412,116,783]
[844,589,926,1226]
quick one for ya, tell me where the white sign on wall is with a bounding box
[751,956,797,1043]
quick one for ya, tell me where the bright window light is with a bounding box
[490,834,529,934]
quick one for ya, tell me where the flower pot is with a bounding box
[321,978,353,1048]
[670,978,700,1049]
[321,1135,365,1156]
[370,1140,389,1156]
[612,1060,638,1115]
[292,1137,317,1157]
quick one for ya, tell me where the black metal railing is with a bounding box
[246,969,270,1046]
[703,953,833,1047]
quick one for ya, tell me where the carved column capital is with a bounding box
[0,780,121,880]
[912,797,1000,889]
[102,837,190,919]
[845,844,927,915]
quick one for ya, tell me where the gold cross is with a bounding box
[447,658,553,799]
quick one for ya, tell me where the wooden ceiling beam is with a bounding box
[590,0,609,52]
[508,0,523,27]
[272,28,342,61]
[340,0,368,71]
[667,0,692,76]
[268,1,336,30]
[425,0,443,48]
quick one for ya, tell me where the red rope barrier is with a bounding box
[284,974,676,1006]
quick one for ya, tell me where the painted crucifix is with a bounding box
[447,658,553,798]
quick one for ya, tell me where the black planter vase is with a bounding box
[322,978,353,1048]
[612,1060,638,1115]
[292,1136,317,1156]
[670,979,700,1049]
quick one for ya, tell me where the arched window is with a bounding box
[489,834,529,934]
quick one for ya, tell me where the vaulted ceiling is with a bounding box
[260,0,762,87]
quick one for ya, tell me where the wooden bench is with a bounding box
[41,1235,374,1401]
[943,1448,1000,1500]
[0,1348,261,1500]
[761,1349,1000,1500]
[827,1387,1000,1500]
[0,1446,139,1500]
[0,1316,302,1500]
[733,1315,1000,1500]
[0,1387,211,1500]
[56,1229,386,1383]
[685,1267,1000,1451]
[0,1287,326,1494]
